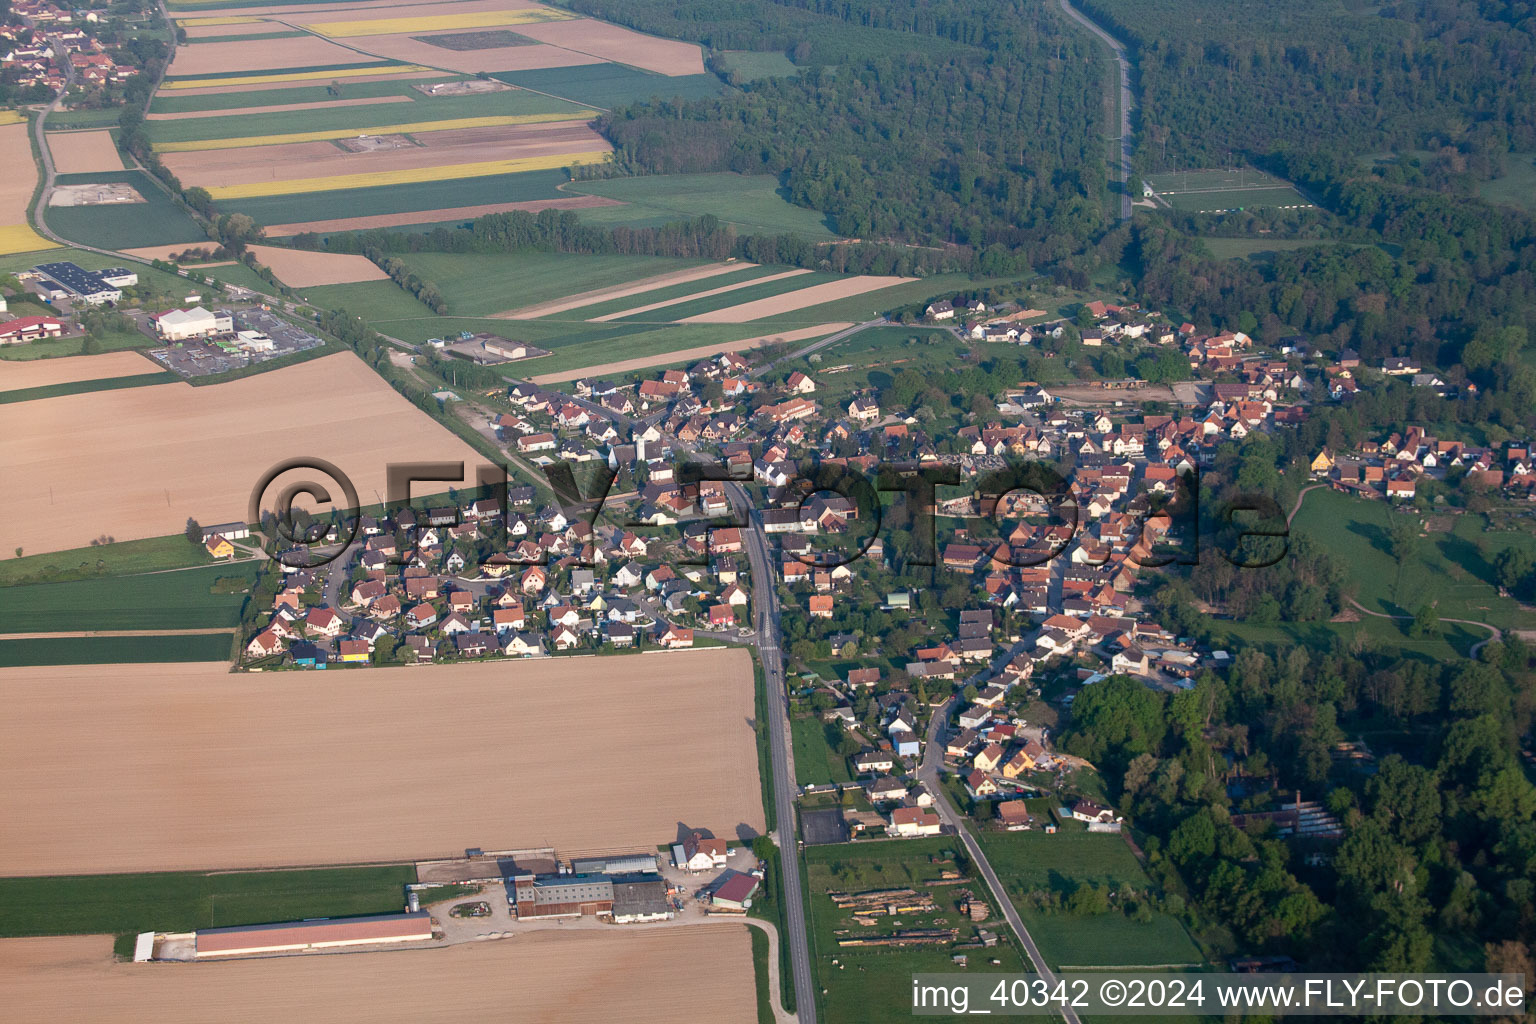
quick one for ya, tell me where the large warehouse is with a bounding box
[194,912,433,958]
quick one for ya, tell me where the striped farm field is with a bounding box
[306,7,576,38]
[204,149,608,198]
[219,166,568,224]
[160,63,433,90]
[604,270,842,323]
[682,275,917,323]
[153,110,597,152]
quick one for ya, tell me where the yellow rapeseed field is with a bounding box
[161,64,434,90]
[307,7,575,39]
[0,224,59,256]
[0,110,26,126]
[153,111,599,152]
[205,150,610,199]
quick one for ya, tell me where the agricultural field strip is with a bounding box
[607,270,841,323]
[261,194,619,235]
[0,123,56,256]
[0,350,483,556]
[147,95,407,120]
[203,150,608,199]
[0,649,763,875]
[0,351,163,393]
[681,275,915,323]
[551,263,785,320]
[527,323,848,384]
[160,64,436,90]
[588,269,812,322]
[0,928,758,1024]
[496,260,751,318]
[152,110,599,151]
[304,8,576,38]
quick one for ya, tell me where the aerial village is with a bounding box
[222,294,1508,843]
[2,1,148,95]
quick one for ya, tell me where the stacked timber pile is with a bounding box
[838,929,958,947]
[828,888,937,916]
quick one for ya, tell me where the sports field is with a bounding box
[0,927,756,1024]
[0,648,763,875]
[0,350,482,557]
[1144,168,1313,214]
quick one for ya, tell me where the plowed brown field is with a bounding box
[245,244,388,286]
[681,275,914,323]
[0,928,756,1023]
[335,33,602,74]
[0,350,483,555]
[160,121,608,188]
[45,131,123,174]
[0,351,160,393]
[0,648,763,874]
[167,34,376,76]
[511,18,706,75]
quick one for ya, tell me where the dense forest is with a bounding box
[1076,0,1536,171]
[561,0,1110,255]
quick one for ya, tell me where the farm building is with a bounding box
[611,878,674,923]
[0,315,64,343]
[194,912,432,958]
[570,853,658,876]
[510,874,614,919]
[201,521,250,542]
[709,871,760,911]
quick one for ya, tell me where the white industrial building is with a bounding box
[154,305,232,341]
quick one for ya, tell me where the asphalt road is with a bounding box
[727,478,819,1024]
[1057,0,1135,223]
[918,702,1082,1024]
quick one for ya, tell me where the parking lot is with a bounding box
[143,307,325,377]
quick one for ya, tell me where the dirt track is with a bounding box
[529,323,850,383]
[0,927,756,1023]
[681,275,913,323]
[0,648,763,874]
[0,350,483,555]
[245,244,388,286]
[0,351,161,392]
[262,194,621,235]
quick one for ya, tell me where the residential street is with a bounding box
[918,700,1082,1024]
